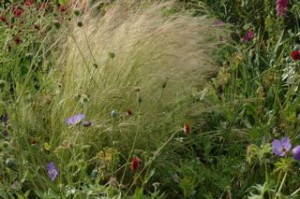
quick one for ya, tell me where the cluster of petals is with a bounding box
[291,50,300,61]
[276,0,288,17]
[47,162,59,181]
[272,137,300,160]
[65,114,86,125]
[65,113,92,127]
[13,8,24,18]
[242,31,254,43]
[131,157,141,172]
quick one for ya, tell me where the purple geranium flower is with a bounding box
[47,162,59,182]
[292,145,300,160]
[276,0,288,17]
[65,114,85,125]
[272,137,292,156]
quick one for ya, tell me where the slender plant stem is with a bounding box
[264,162,271,199]
[275,171,288,198]
[120,92,141,184]
[291,186,300,197]
[125,129,180,196]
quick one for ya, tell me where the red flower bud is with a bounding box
[13,36,21,45]
[131,157,141,172]
[184,122,190,134]
[31,139,37,145]
[13,8,24,18]
[291,50,300,61]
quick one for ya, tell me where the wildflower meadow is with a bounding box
[0,0,300,198]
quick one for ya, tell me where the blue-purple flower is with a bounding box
[65,114,85,125]
[272,137,291,156]
[47,162,59,182]
[292,145,300,160]
[276,0,288,17]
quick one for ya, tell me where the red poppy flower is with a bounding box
[184,122,190,134]
[131,157,141,172]
[291,50,300,61]
[13,8,24,17]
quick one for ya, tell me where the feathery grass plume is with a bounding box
[49,0,225,178]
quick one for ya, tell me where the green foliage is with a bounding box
[1,0,300,198]
[196,0,300,198]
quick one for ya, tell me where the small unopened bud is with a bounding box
[0,80,6,88]
[108,52,115,59]
[111,110,118,118]
[93,63,98,69]
[3,141,9,148]
[83,121,92,127]
[73,9,81,16]
[5,158,16,168]
[53,20,61,29]
[77,21,83,27]
[135,87,141,92]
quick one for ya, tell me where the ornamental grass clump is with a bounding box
[52,1,223,154]
[3,1,226,196]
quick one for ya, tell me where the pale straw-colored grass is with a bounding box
[50,0,223,155]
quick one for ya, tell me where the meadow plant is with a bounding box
[48,2,224,194]
[4,0,300,197]
[0,0,224,198]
